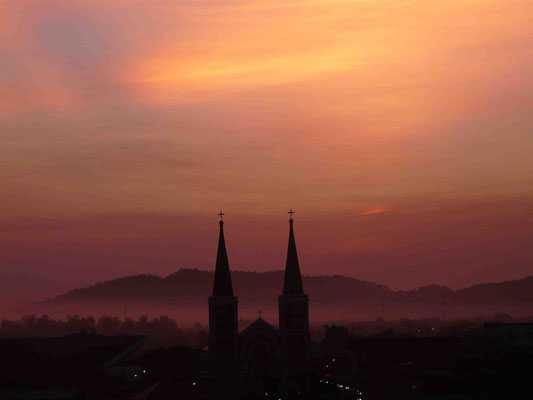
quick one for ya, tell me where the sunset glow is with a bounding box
[1,0,532,293]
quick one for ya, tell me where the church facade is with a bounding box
[208,212,310,376]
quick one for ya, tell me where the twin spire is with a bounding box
[283,211,304,295]
[212,210,304,297]
[212,213,234,296]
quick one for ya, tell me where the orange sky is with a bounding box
[1,0,532,291]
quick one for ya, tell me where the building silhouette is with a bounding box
[208,211,310,376]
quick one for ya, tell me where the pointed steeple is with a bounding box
[283,210,304,295]
[212,212,234,296]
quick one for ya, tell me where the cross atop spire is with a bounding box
[288,209,295,220]
[212,212,234,296]
[218,210,224,222]
[282,210,304,295]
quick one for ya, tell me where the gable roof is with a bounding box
[239,318,279,338]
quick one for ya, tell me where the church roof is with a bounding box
[212,219,234,296]
[282,217,304,295]
[239,317,279,338]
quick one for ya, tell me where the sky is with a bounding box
[1,0,532,295]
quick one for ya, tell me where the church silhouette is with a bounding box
[208,211,310,377]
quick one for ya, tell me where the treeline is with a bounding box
[2,312,530,344]
[339,312,533,338]
[0,314,208,348]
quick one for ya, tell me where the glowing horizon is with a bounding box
[1,0,532,291]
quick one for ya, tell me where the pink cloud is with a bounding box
[361,206,390,216]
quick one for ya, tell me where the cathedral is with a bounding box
[208,211,310,376]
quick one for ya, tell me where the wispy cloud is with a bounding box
[0,0,532,289]
[361,206,390,216]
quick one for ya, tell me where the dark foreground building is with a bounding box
[0,333,148,399]
[209,211,311,377]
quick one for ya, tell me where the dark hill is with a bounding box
[47,269,533,307]
[48,269,389,305]
[454,276,533,304]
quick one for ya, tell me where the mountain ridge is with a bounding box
[46,268,533,306]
